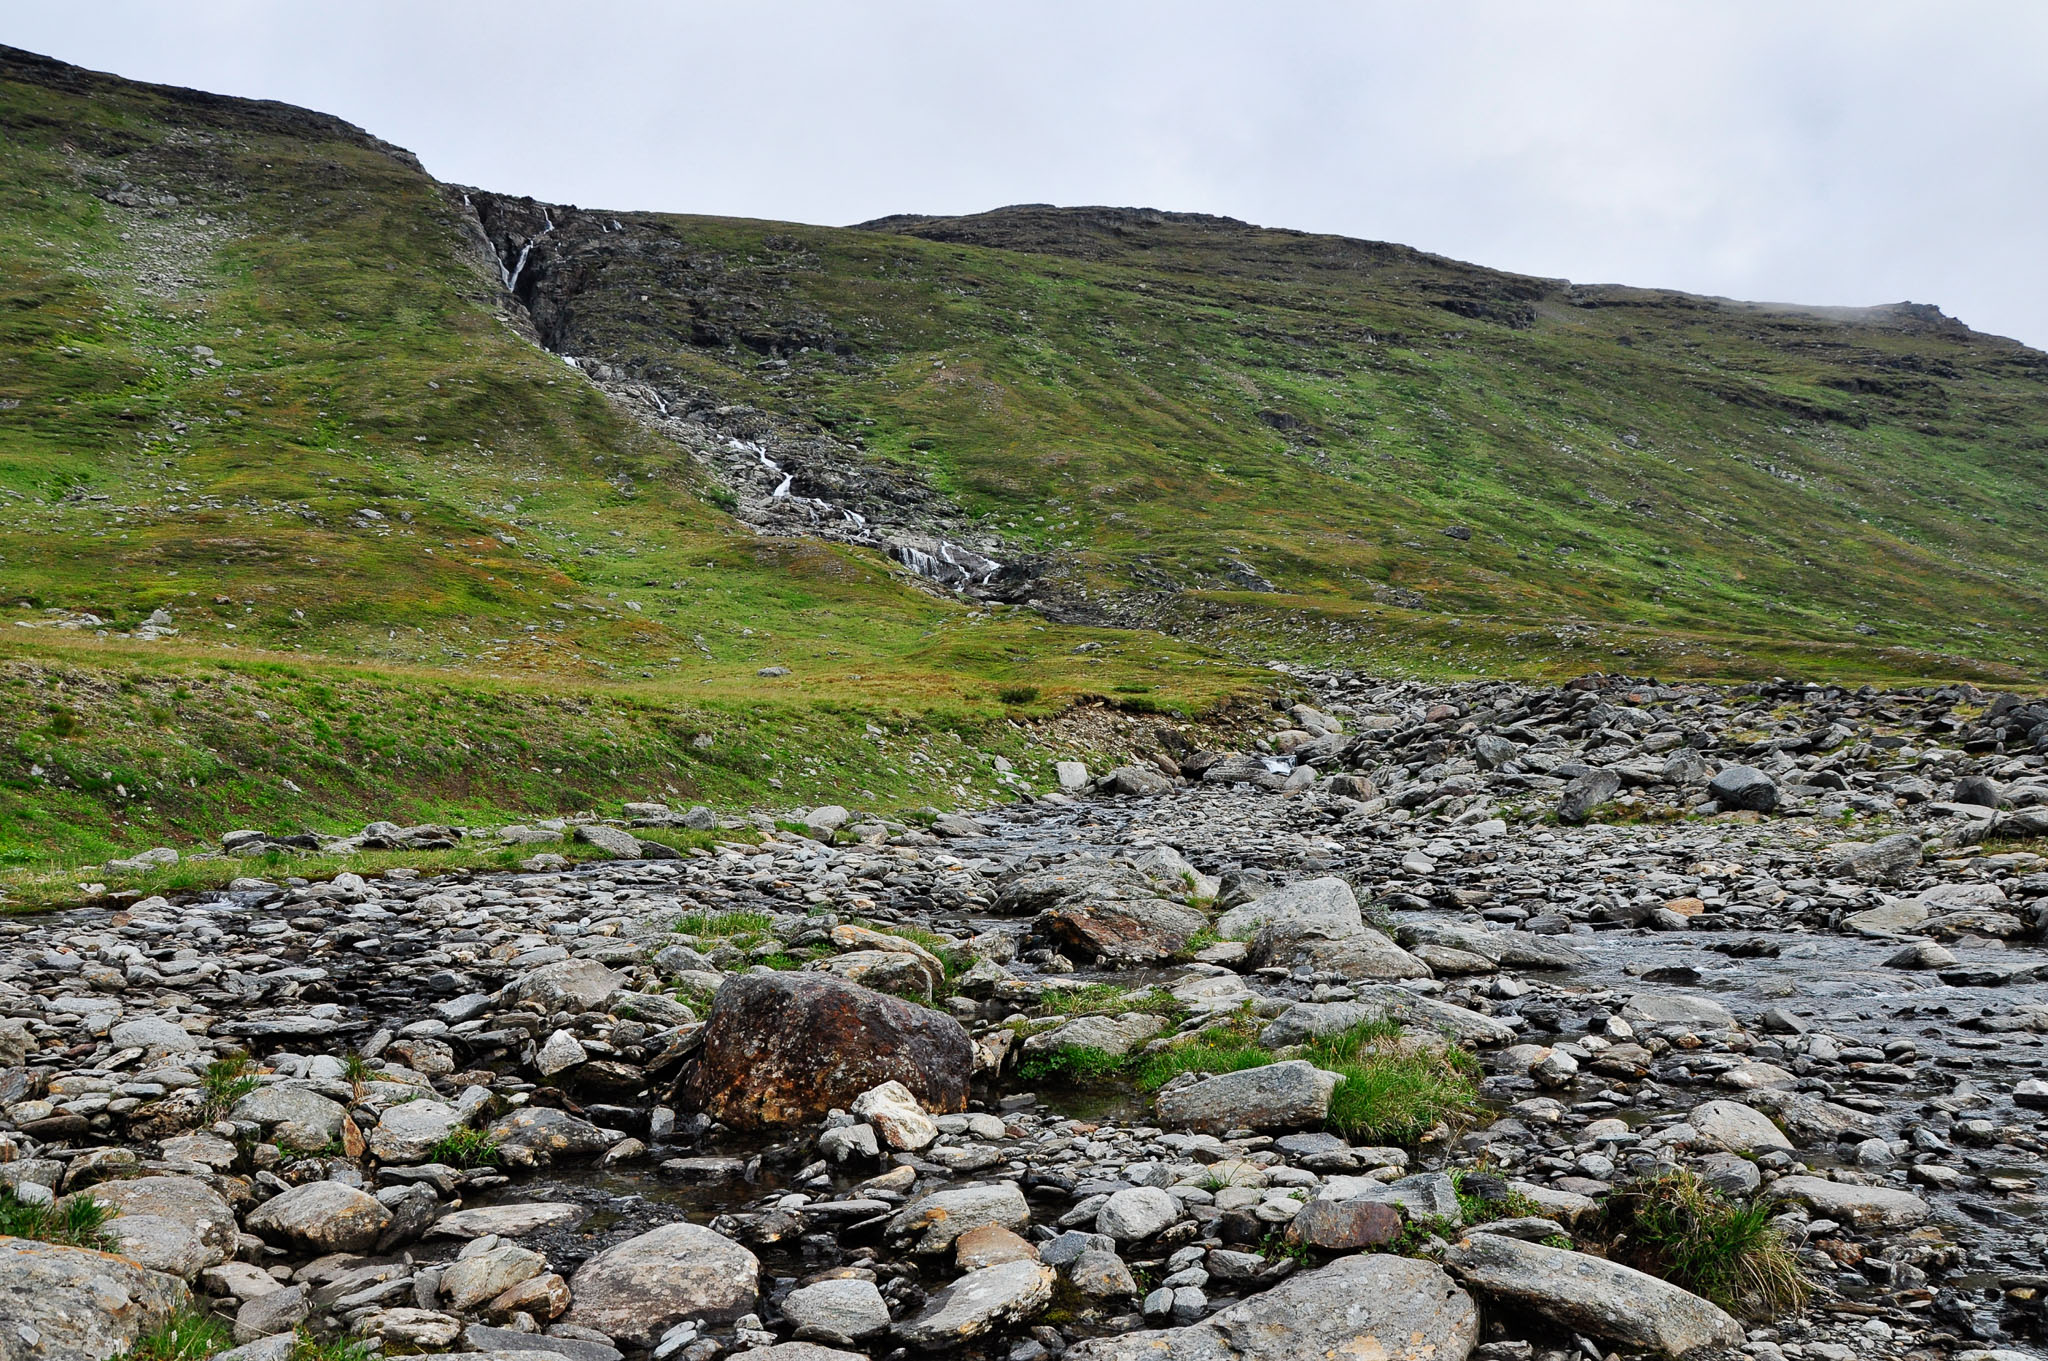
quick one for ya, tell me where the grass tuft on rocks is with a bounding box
[428,1127,500,1169]
[0,1186,120,1251]
[1304,1020,1481,1144]
[1016,1044,1130,1085]
[1039,982,1185,1020]
[198,1051,259,1122]
[1606,1170,1809,1318]
[1131,1020,1273,1091]
[116,1308,231,1361]
[675,910,776,942]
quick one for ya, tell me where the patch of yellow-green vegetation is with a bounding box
[1607,1170,1809,1318]
[675,909,777,943]
[198,1051,258,1121]
[428,1127,500,1169]
[1131,1016,1274,1091]
[0,1185,120,1251]
[1038,981,1186,1020]
[1016,1043,1130,1085]
[0,644,1242,884]
[1308,1019,1481,1144]
[115,1308,231,1361]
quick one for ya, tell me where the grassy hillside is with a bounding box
[0,47,1256,871]
[498,201,2048,681]
[2,45,2044,878]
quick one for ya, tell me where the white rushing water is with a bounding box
[501,212,555,292]
[894,540,1002,587]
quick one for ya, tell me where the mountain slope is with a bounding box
[0,46,1247,867]
[477,196,2048,679]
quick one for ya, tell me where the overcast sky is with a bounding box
[10,1,2046,348]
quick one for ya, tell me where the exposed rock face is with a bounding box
[1062,1254,1479,1360]
[563,1221,761,1346]
[0,1237,191,1361]
[679,974,973,1127]
[1443,1232,1743,1358]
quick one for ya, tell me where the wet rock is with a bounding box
[1215,876,1361,940]
[430,1202,587,1239]
[232,1085,348,1152]
[370,1098,467,1162]
[563,1221,761,1345]
[889,1183,1032,1253]
[679,973,972,1128]
[1687,1099,1792,1154]
[0,1236,190,1359]
[1766,1175,1930,1227]
[1021,1011,1167,1057]
[1063,1254,1478,1361]
[1156,1060,1338,1133]
[1823,832,1923,883]
[1096,1186,1180,1241]
[1039,896,1208,964]
[1558,769,1622,823]
[893,1260,1055,1350]
[1443,1231,1742,1358]
[245,1180,393,1253]
[1100,765,1173,797]
[485,1107,613,1166]
[512,958,628,1013]
[1707,764,1779,812]
[779,1276,890,1339]
[443,1243,548,1310]
[1285,1196,1402,1250]
[850,1080,937,1151]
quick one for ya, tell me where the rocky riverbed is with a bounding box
[4,673,2048,1361]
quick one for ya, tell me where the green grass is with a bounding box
[116,1308,231,1361]
[1039,982,1185,1020]
[199,1051,258,1121]
[285,1330,375,1361]
[1607,1170,1809,1318]
[1017,1043,1130,1084]
[427,1127,499,1168]
[1305,1020,1481,1144]
[675,909,776,941]
[0,1186,120,1251]
[1132,1022,1275,1091]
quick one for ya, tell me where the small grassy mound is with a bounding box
[0,1186,119,1251]
[675,909,776,944]
[1606,1170,1808,1318]
[117,1309,231,1361]
[1305,1020,1481,1144]
[1017,1043,1130,1084]
[1132,1021,1273,1091]
[1040,982,1186,1020]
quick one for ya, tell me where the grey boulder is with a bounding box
[1156,1060,1337,1133]
[1063,1253,1478,1361]
[1707,764,1779,812]
[1443,1231,1742,1358]
[0,1238,190,1361]
[563,1221,760,1346]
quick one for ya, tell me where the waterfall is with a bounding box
[502,212,555,292]
[771,473,793,499]
[891,540,1002,587]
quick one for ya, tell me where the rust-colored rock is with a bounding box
[678,973,972,1128]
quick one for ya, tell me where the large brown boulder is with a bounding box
[678,974,972,1128]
